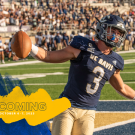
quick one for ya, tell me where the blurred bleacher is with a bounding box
[0,0,134,38]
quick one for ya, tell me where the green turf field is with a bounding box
[2,53,135,100]
[120,52,135,60]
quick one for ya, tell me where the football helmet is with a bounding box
[96,15,127,47]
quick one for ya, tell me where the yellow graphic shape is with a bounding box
[0,86,71,126]
[95,113,135,128]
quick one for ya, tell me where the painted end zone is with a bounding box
[46,101,135,134]
[95,101,135,134]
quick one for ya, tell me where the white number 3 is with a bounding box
[86,66,105,94]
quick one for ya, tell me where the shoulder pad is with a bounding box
[69,36,94,51]
[111,52,124,70]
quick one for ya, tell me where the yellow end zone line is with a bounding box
[46,117,135,132]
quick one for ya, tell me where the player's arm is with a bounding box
[109,69,135,100]
[30,45,81,63]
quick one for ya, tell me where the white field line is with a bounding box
[14,82,135,85]
[117,50,135,54]
[0,56,134,68]
[22,83,67,85]
[1,67,135,73]
[105,82,135,84]
[0,60,42,67]
[3,72,68,80]
[94,118,135,132]
[96,111,135,113]
[0,49,135,68]
[0,61,70,68]
[0,67,70,70]
[120,72,135,73]
[46,116,135,132]
[124,59,135,64]
[98,100,135,101]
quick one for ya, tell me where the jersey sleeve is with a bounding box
[69,36,91,51]
[116,56,124,70]
[112,52,124,71]
[70,50,84,62]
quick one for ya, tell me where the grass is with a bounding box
[121,63,135,72]
[4,56,36,64]
[22,75,68,84]
[119,53,135,60]
[1,52,135,100]
[100,83,135,100]
[3,68,69,75]
[25,85,65,100]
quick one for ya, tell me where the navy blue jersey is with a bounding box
[60,36,124,110]
[54,36,61,43]
[63,35,69,45]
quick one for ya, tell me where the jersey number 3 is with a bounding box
[86,66,105,94]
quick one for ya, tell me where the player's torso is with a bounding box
[63,36,124,109]
[70,51,115,94]
[55,36,61,43]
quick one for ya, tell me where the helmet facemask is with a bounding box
[95,15,127,48]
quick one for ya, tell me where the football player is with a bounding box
[30,15,135,135]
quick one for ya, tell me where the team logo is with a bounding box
[112,60,117,65]
[117,23,124,28]
[87,43,95,53]
[88,43,93,48]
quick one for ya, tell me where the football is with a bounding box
[11,31,32,58]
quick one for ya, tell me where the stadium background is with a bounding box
[0,0,135,134]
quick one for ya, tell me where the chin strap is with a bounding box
[95,17,102,25]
